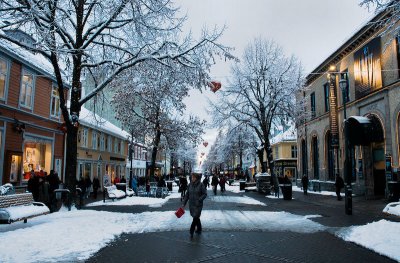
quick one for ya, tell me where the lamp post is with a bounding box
[339,76,352,215]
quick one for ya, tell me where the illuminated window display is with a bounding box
[23,140,52,180]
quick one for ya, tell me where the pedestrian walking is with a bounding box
[47,170,60,212]
[301,175,309,195]
[202,176,209,189]
[211,174,219,195]
[219,175,226,192]
[182,173,207,238]
[84,176,92,199]
[92,176,100,199]
[131,176,138,196]
[180,176,188,201]
[335,175,345,201]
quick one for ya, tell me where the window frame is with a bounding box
[0,56,10,101]
[50,84,61,118]
[310,92,316,118]
[82,128,88,148]
[92,131,98,150]
[19,69,35,109]
[323,83,330,112]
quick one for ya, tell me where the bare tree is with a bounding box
[210,38,303,186]
[0,0,232,194]
[360,0,400,43]
[112,60,205,180]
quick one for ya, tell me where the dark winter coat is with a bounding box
[93,177,100,190]
[211,175,219,186]
[183,179,207,218]
[301,175,309,188]
[335,176,344,189]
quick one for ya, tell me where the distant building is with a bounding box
[270,126,297,181]
[77,107,130,187]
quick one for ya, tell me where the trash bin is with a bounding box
[281,184,292,200]
[167,181,173,191]
[388,181,400,202]
[240,181,246,191]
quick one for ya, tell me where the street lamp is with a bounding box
[339,76,352,215]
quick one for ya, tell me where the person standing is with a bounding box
[301,175,309,195]
[27,170,39,201]
[211,174,219,195]
[131,176,138,196]
[84,176,92,199]
[92,176,100,199]
[182,173,207,238]
[335,175,344,201]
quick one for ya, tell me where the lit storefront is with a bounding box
[22,135,53,180]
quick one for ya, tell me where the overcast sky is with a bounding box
[176,0,372,160]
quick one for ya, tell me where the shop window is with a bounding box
[50,85,60,117]
[23,140,52,181]
[274,147,279,159]
[120,141,124,155]
[291,145,297,158]
[20,70,35,109]
[9,154,21,183]
[0,58,9,100]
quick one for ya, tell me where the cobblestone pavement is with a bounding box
[85,186,399,263]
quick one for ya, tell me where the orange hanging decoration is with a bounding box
[203,142,208,147]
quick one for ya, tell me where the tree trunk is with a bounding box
[65,124,78,207]
[150,129,161,181]
[257,148,266,173]
[264,140,279,190]
[239,150,243,179]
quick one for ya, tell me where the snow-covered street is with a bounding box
[1,188,400,262]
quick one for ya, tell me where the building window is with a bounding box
[301,139,308,176]
[50,85,60,117]
[92,131,98,150]
[20,70,34,109]
[120,141,124,155]
[114,139,118,153]
[100,134,105,151]
[324,83,330,112]
[291,145,297,158]
[310,92,316,118]
[0,58,9,100]
[312,136,319,179]
[274,146,279,159]
[326,131,335,181]
[107,136,112,152]
[82,129,88,147]
[118,140,121,154]
[340,70,350,104]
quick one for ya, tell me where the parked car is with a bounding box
[255,173,271,194]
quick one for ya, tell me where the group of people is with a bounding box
[27,169,60,211]
[77,175,100,200]
[210,174,227,195]
[301,174,345,200]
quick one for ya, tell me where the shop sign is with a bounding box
[385,154,392,180]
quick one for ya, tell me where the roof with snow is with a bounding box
[0,26,65,84]
[79,106,130,141]
[270,125,297,145]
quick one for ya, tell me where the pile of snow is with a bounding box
[0,209,325,262]
[105,185,126,199]
[87,192,181,208]
[292,186,337,197]
[337,220,400,261]
[383,202,400,216]
[209,195,266,206]
[224,183,243,193]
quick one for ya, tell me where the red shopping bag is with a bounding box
[175,207,185,218]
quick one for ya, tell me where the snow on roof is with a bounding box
[270,125,297,145]
[79,106,130,140]
[0,25,68,84]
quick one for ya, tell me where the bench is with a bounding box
[105,185,126,201]
[0,193,50,224]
